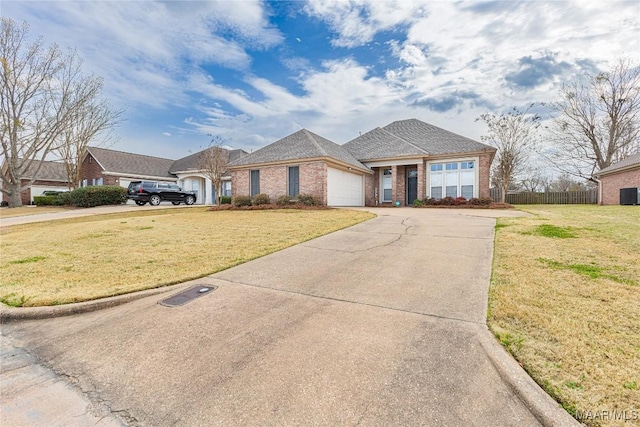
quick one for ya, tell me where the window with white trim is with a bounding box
[381,168,392,202]
[430,161,475,199]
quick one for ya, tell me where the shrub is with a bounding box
[275,195,293,206]
[453,197,467,206]
[478,197,494,206]
[296,194,319,206]
[468,198,481,206]
[219,196,232,205]
[70,186,127,208]
[0,200,8,207]
[413,199,424,207]
[440,196,455,206]
[233,195,252,207]
[424,197,438,206]
[252,193,271,205]
[33,196,56,206]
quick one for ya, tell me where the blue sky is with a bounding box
[3,0,639,160]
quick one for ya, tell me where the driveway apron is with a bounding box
[1,208,543,426]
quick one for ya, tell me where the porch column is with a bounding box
[417,161,425,201]
[204,176,213,205]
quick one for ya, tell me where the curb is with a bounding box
[0,284,183,323]
[478,327,582,427]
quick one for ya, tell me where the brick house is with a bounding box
[81,146,247,204]
[1,159,70,205]
[593,153,640,205]
[228,119,496,207]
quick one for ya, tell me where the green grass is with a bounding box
[489,205,640,426]
[0,208,375,307]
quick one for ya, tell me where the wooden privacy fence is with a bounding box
[490,189,597,204]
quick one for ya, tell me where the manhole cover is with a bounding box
[159,285,218,307]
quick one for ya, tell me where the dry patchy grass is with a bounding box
[489,205,639,426]
[0,208,374,307]
[0,206,73,218]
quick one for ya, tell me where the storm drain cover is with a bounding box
[159,285,218,307]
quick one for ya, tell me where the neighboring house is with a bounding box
[228,119,496,207]
[1,159,70,205]
[168,148,248,204]
[593,153,640,205]
[81,146,248,205]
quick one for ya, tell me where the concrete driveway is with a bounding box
[1,208,575,426]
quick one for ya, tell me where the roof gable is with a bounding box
[170,148,248,173]
[86,147,175,179]
[23,159,68,182]
[228,129,368,171]
[344,118,495,160]
[594,153,640,176]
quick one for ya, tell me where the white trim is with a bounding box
[380,167,393,203]
[365,158,423,168]
[426,157,480,199]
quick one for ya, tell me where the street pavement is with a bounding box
[1,207,579,426]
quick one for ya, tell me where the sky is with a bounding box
[3,0,639,160]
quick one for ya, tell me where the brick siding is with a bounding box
[81,153,119,185]
[478,152,493,198]
[231,161,328,204]
[598,167,640,205]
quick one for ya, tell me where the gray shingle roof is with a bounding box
[170,148,248,173]
[23,160,68,182]
[594,152,640,176]
[344,118,495,160]
[228,129,369,171]
[87,147,175,179]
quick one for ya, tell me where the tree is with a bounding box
[198,136,229,205]
[548,58,640,181]
[477,105,541,203]
[0,18,119,206]
[519,166,552,192]
[55,96,122,190]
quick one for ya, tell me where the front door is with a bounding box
[407,169,418,205]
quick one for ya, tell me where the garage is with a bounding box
[30,185,70,202]
[327,167,364,206]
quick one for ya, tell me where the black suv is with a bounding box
[127,181,197,206]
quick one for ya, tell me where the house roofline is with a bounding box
[101,171,178,182]
[228,157,372,174]
[593,162,640,177]
[357,150,495,164]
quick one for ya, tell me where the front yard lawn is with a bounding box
[0,208,374,307]
[489,205,639,426]
[0,205,73,218]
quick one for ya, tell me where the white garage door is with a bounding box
[30,185,70,202]
[327,167,364,206]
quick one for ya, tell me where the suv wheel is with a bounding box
[149,195,162,206]
[171,201,181,205]
[135,200,146,206]
[185,195,195,205]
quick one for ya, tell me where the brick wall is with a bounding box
[364,172,376,206]
[232,169,250,197]
[231,162,328,204]
[478,153,493,198]
[80,153,118,185]
[599,167,640,205]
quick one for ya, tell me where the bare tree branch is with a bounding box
[476,104,541,203]
[198,136,229,205]
[1,17,120,206]
[547,58,640,181]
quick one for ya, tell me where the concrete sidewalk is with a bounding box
[1,208,578,426]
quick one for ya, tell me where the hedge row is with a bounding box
[33,186,127,208]
[233,193,321,207]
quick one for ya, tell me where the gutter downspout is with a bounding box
[592,176,603,205]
